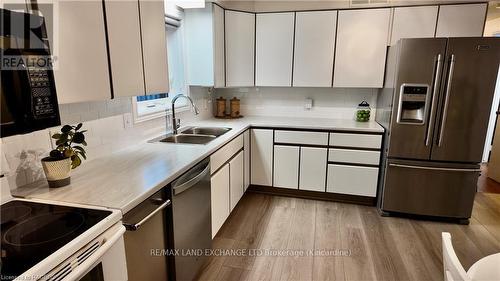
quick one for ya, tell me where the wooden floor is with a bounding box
[196,192,500,281]
[478,164,500,193]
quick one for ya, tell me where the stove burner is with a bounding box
[3,211,85,246]
[0,205,32,226]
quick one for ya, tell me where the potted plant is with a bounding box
[41,123,87,188]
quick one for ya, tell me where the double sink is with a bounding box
[152,127,232,145]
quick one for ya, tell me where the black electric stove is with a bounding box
[0,200,112,280]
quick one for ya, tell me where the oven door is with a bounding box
[44,223,128,281]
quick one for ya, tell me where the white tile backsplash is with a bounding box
[215,87,378,120]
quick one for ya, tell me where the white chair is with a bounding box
[442,232,500,281]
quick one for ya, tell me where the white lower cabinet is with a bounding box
[210,164,230,238]
[229,151,244,211]
[299,147,327,192]
[273,145,300,189]
[251,129,274,186]
[327,164,379,197]
[243,130,250,191]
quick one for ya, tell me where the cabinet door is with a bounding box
[273,145,299,189]
[436,3,487,37]
[256,12,295,87]
[243,130,250,191]
[390,6,438,46]
[210,164,230,238]
[213,4,225,88]
[327,164,379,197]
[250,129,273,186]
[333,8,391,88]
[299,147,327,192]
[225,11,255,87]
[139,0,169,94]
[54,0,111,104]
[229,150,244,211]
[185,5,215,86]
[104,0,145,97]
[293,11,337,87]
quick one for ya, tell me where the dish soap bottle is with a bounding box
[356,101,371,122]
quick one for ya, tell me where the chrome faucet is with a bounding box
[170,94,200,135]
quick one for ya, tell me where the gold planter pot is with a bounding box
[41,157,72,188]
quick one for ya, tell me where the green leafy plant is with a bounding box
[49,123,87,169]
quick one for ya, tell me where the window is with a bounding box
[133,10,188,122]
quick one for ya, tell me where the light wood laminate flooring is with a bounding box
[196,192,500,281]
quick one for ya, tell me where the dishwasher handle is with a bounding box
[173,161,210,196]
[123,199,171,231]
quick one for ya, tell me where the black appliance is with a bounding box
[0,8,60,138]
[0,200,112,280]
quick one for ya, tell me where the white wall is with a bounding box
[483,68,500,162]
[0,87,211,191]
[215,87,378,120]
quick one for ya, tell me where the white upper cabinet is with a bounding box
[139,0,169,94]
[54,0,111,104]
[104,0,145,97]
[184,4,224,87]
[213,5,225,88]
[390,6,438,46]
[436,3,487,38]
[333,8,391,88]
[293,11,337,87]
[225,11,255,87]
[256,12,295,87]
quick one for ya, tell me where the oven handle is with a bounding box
[389,163,481,172]
[64,225,126,281]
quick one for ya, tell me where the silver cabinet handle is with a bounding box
[389,163,480,172]
[124,199,171,231]
[173,162,210,196]
[426,54,443,147]
[438,54,455,147]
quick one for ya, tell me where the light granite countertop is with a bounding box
[12,116,384,214]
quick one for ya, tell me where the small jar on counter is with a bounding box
[356,101,371,122]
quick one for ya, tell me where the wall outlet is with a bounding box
[123,113,133,129]
[304,98,313,110]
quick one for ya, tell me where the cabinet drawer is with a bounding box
[328,149,380,165]
[329,133,381,149]
[211,134,243,173]
[275,130,328,146]
[327,164,379,197]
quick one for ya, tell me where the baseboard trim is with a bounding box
[247,185,376,206]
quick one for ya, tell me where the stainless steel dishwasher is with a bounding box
[171,158,212,281]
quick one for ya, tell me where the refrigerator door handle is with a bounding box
[389,163,480,172]
[437,54,456,147]
[426,53,443,147]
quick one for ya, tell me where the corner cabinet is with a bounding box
[250,129,274,186]
[333,8,391,88]
[225,10,255,87]
[255,12,295,87]
[139,0,169,94]
[53,0,112,104]
[435,3,487,38]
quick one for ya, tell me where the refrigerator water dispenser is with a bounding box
[397,84,430,125]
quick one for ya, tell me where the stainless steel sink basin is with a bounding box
[159,134,216,144]
[180,127,232,137]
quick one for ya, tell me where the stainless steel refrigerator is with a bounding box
[376,37,500,224]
